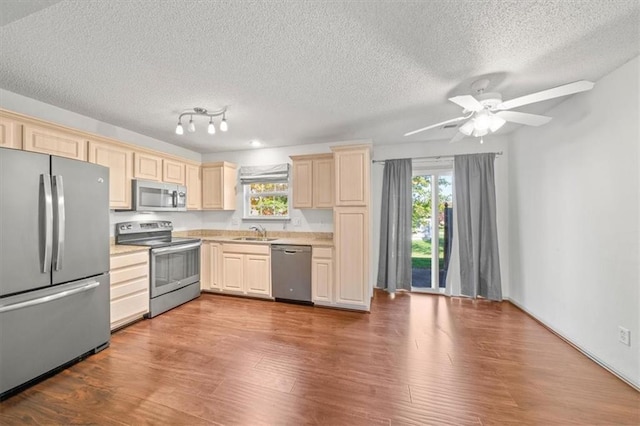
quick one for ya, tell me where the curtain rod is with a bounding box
[372,151,503,164]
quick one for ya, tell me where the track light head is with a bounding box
[175,106,228,136]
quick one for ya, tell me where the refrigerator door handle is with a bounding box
[41,174,53,273]
[0,281,100,313]
[52,175,65,271]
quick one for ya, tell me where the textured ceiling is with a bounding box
[1,1,638,153]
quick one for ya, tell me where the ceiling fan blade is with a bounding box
[448,95,484,112]
[497,80,595,110]
[496,111,552,126]
[404,116,468,137]
[449,132,465,143]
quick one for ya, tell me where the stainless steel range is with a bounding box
[116,221,201,318]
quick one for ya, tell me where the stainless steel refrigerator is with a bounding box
[0,147,110,399]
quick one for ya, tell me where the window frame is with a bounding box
[242,179,291,221]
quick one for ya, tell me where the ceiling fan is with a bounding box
[405,79,595,143]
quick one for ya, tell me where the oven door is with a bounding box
[150,242,201,298]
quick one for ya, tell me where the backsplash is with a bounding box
[109,208,333,236]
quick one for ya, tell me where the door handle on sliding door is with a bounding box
[52,175,65,271]
[41,174,53,273]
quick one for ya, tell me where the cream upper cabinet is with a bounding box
[313,156,334,208]
[133,152,162,181]
[23,123,87,160]
[0,116,23,149]
[185,164,202,210]
[162,158,186,185]
[290,153,334,209]
[312,247,333,305]
[88,140,133,210]
[202,162,237,210]
[109,251,149,330]
[220,243,271,298]
[291,159,313,208]
[331,145,370,207]
[333,207,369,309]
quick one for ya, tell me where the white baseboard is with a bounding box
[507,298,639,392]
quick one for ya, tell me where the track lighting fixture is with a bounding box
[175,107,228,136]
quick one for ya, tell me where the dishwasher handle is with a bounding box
[271,245,311,254]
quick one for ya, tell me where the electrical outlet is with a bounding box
[231,217,239,226]
[618,326,631,346]
[293,217,301,227]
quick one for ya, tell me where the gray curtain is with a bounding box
[454,153,502,300]
[376,159,412,292]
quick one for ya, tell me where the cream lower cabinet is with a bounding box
[312,247,333,305]
[109,251,149,330]
[333,207,369,310]
[220,243,271,298]
[201,241,221,291]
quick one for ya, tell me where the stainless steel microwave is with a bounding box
[130,179,187,212]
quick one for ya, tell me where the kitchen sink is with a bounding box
[231,237,279,241]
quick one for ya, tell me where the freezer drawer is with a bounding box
[0,274,110,398]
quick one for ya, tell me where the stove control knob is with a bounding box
[119,225,125,230]
[126,224,132,229]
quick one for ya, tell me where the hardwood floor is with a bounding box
[1,290,638,425]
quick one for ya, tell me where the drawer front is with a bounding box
[110,277,148,301]
[110,292,148,327]
[110,251,148,270]
[313,247,333,259]
[110,264,148,285]
[222,243,270,255]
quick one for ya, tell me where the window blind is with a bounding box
[239,163,290,184]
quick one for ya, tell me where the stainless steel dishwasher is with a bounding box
[271,245,312,304]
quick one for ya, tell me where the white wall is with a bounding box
[0,89,201,161]
[109,211,204,236]
[201,142,347,234]
[371,136,511,298]
[508,57,639,387]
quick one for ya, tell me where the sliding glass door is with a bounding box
[411,169,453,292]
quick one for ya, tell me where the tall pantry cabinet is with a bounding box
[330,144,371,311]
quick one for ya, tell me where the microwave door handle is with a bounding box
[172,190,178,207]
[52,175,65,271]
[41,174,53,273]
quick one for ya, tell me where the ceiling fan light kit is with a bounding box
[175,106,229,136]
[405,79,595,143]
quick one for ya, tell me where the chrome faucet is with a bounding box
[249,225,267,239]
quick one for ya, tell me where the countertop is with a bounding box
[109,244,150,256]
[110,229,333,255]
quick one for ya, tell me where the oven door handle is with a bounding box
[151,242,201,255]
